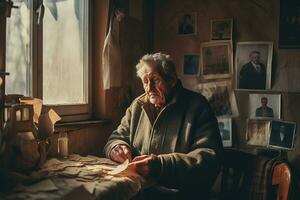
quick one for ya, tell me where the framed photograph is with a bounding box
[279,0,300,48]
[200,41,233,79]
[211,18,233,40]
[183,54,200,76]
[198,81,239,117]
[269,120,297,150]
[235,42,273,90]
[249,94,281,119]
[246,119,271,146]
[217,118,232,147]
[177,13,197,35]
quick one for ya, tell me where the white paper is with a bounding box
[107,159,129,175]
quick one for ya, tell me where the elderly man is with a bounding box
[104,53,223,199]
[239,51,266,90]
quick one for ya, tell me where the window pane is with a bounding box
[43,0,88,105]
[6,0,32,95]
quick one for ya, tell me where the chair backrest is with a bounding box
[221,149,291,200]
[272,163,291,200]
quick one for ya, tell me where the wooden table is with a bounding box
[2,155,152,200]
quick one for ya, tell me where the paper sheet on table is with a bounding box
[107,159,129,175]
[19,97,43,124]
[25,179,58,193]
[61,185,95,200]
[38,109,61,140]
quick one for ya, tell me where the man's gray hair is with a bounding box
[136,53,177,81]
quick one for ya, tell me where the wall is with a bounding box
[153,0,300,183]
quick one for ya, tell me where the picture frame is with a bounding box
[182,54,200,76]
[197,80,239,117]
[279,0,300,48]
[200,41,233,79]
[217,117,232,147]
[177,12,197,35]
[249,94,281,119]
[246,118,271,147]
[235,41,273,90]
[269,120,297,150]
[211,18,233,40]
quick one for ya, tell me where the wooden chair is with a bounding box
[220,149,291,200]
[272,163,291,200]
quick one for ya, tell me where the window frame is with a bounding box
[10,0,93,122]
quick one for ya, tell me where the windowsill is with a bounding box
[54,119,111,131]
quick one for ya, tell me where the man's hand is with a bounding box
[128,154,161,178]
[110,144,132,163]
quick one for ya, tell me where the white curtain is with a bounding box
[102,14,122,90]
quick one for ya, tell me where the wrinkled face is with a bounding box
[250,52,260,64]
[141,64,170,107]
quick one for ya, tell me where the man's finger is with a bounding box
[132,155,149,162]
[111,146,127,163]
[121,145,132,161]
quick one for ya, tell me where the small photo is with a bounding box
[249,94,281,119]
[177,13,197,35]
[198,81,239,117]
[183,54,200,76]
[200,41,233,79]
[217,118,232,147]
[269,120,296,150]
[246,119,271,146]
[235,42,273,90]
[211,18,233,40]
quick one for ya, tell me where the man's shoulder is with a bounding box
[256,106,263,111]
[128,94,147,109]
[182,88,207,100]
[267,106,273,111]
[242,62,252,68]
[180,88,210,107]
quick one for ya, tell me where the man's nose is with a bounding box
[148,80,155,91]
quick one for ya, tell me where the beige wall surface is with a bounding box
[153,0,300,176]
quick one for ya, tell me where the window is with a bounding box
[6,0,91,121]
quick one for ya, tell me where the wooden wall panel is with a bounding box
[153,0,300,185]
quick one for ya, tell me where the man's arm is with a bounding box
[157,105,223,195]
[104,105,133,160]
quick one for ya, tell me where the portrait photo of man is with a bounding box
[217,118,232,147]
[218,122,230,140]
[177,13,196,35]
[249,94,281,119]
[269,121,296,150]
[235,42,273,90]
[256,97,274,118]
[239,51,266,89]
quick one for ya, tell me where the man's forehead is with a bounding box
[142,63,161,76]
